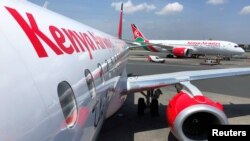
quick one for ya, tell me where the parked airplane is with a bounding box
[131,24,245,59]
[1,1,250,141]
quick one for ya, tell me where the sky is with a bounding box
[28,0,250,44]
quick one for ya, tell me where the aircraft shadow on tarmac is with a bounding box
[224,103,250,119]
[97,92,178,141]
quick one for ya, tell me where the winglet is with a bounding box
[117,3,123,39]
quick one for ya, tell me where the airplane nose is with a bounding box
[235,47,245,55]
[239,48,245,54]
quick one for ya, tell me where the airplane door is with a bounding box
[82,68,109,141]
[84,69,104,127]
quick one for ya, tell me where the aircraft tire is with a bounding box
[150,99,159,116]
[137,98,146,116]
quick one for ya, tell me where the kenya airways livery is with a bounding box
[131,24,245,58]
[1,1,250,141]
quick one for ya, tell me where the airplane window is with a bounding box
[105,60,109,71]
[85,69,96,99]
[110,58,114,75]
[97,63,104,83]
[110,58,113,67]
[57,81,78,128]
[106,59,112,78]
[105,60,109,79]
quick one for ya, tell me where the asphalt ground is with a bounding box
[97,51,250,141]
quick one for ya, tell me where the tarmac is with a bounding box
[97,50,250,141]
[128,50,250,67]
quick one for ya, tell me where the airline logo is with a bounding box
[187,41,220,47]
[134,30,140,38]
[131,24,145,40]
[5,7,114,59]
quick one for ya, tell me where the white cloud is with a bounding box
[240,6,250,15]
[155,2,183,15]
[206,0,225,5]
[111,0,156,14]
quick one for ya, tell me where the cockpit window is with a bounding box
[234,45,239,48]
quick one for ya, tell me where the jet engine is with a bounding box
[167,83,228,141]
[172,47,190,57]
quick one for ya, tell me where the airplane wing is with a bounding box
[126,67,250,93]
[125,57,250,141]
[143,42,174,50]
[123,39,150,48]
[123,39,175,51]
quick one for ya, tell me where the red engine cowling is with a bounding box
[172,47,190,57]
[167,91,228,141]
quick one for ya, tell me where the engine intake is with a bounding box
[167,91,228,141]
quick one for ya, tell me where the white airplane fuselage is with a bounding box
[0,1,128,141]
[149,40,245,56]
[131,24,245,57]
[3,1,250,141]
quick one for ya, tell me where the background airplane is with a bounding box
[131,24,245,59]
[1,1,250,141]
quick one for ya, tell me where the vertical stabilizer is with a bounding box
[117,3,123,39]
[131,24,159,52]
[131,24,147,41]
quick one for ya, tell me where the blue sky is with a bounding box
[29,0,250,44]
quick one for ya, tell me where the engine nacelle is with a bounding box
[172,47,190,57]
[167,91,228,141]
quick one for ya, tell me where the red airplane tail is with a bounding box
[117,3,123,39]
[131,24,147,40]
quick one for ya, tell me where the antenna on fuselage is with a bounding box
[43,1,49,9]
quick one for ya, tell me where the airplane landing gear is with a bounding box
[150,99,159,116]
[166,54,174,58]
[137,98,146,116]
[137,89,162,116]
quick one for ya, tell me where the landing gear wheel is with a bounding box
[150,99,159,116]
[166,54,174,58]
[137,98,146,116]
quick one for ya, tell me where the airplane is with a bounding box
[131,24,245,59]
[1,1,250,141]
